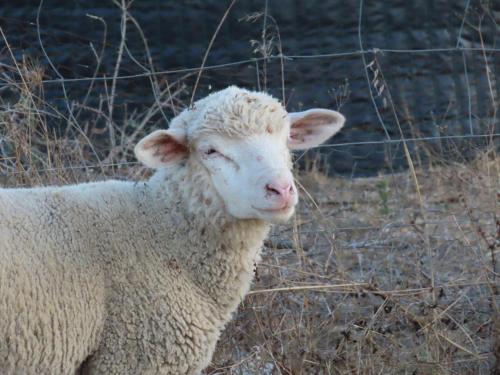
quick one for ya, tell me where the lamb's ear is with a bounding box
[288,108,345,150]
[135,128,188,168]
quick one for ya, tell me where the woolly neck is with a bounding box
[147,162,270,316]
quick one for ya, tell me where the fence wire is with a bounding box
[0,0,499,177]
[1,46,500,86]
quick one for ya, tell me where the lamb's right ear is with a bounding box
[135,128,188,168]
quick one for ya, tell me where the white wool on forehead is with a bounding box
[170,86,289,140]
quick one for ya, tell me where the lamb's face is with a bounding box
[135,87,345,224]
[194,126,296,223]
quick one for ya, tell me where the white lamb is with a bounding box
[0,86,345,374]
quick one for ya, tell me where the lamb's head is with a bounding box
[135,86,345,224]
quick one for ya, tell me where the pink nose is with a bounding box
[265,181,294,203]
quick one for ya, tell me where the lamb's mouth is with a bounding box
[252,205,293,214]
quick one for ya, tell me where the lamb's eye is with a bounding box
[203,147,237,168]
[205,148,218,155]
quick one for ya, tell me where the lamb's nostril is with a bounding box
[265,184,281,196]
[265,181,294,200]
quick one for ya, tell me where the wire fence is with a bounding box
[0,0,499,177]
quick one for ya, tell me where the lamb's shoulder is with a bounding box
[82,231,224,374]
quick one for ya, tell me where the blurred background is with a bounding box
[1,0,499,175]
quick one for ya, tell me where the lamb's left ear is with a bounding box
[288,108,345,150]
[135,128,188,168]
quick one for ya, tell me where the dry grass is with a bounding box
[1,4,499,373]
